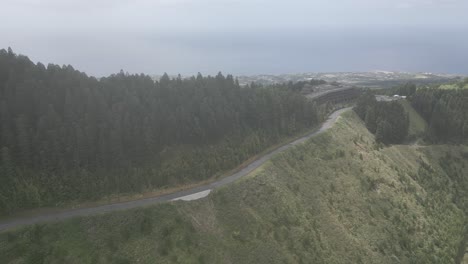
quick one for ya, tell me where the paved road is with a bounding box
[0,107,352,232]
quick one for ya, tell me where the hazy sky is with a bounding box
[1,0,468,76]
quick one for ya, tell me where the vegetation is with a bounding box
[0,48,330,215]
[438,78,468,90]
[411,88,468,143]
[286,79,327,92]
[354,92,409,144]
[389,82,417,97]
[1,109,467,264]
[398,99,428,140]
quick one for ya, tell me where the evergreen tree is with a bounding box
[412,87,468,143]
[0,48,327,214]
[355,94,409,144]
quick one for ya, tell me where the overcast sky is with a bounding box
[1,0,468,76]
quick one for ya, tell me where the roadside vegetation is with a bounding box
[2,105,467,264]
[0,49,337,215]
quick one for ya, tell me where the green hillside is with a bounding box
[439,84,468,90]
[438,78,468,90]
[1,109,468,264]
[0,49,330,215]
[399,99,428,139]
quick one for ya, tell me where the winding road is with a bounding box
[0,107,352,232]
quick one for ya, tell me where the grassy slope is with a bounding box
[399,99,428,138]
[439,84,468,90]
[1,110,468,264]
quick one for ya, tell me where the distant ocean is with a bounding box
[6,26,468,77]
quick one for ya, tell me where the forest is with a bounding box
[355,82,468,145]
[411,87,468,143]
[354,92,409,144]
[0,48,329,215]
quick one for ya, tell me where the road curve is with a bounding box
[0,107,352,232]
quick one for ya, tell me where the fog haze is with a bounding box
[1,0,467,76]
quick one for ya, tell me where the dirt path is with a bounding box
[0,107,352,232]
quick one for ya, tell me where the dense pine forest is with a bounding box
[0,48,329,215]
[356,83,468,145]
[354,92,409,144]
[411,87,468,143]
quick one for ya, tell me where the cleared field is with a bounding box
[399,99,428,139]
